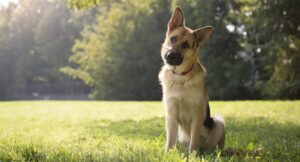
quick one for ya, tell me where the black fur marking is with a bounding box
[204,103,214,129]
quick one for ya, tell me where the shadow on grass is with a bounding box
[86,117,165,139]
[221,116,300,160]
[87,115,300,159]
[2,116,298,161]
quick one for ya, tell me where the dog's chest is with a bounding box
[167,85,202,106]
[160,67,207,123]
[165,83,204,124]
[163,73,205,108]
[176,92,197,126]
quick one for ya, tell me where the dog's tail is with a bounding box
[205,115,225,151]
[213,116,225,148]
[203,103,225,150]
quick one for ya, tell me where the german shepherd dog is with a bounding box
[159,7,225,153]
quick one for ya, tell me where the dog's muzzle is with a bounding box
[164,51,183,66]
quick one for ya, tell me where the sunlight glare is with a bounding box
[0,0,18,7]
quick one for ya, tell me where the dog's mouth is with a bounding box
[164,52,183,66]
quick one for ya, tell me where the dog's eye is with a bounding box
[170,36,177,44]
[181,41,189,49]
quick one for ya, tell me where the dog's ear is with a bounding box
[193,26,213,47]
[168,6,185,31]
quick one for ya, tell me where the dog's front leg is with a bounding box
[165,115,178,152]
[189,116,205,153]
[189,120,200,153]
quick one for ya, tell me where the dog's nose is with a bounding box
[165,51,183,66]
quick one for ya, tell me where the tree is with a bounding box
[63,0,172,100]
[0,0,89,100]
[231,0,300,99]
[33,0,88,97]
[0,4,17,99]
[0,0,50,99]
[175,0,253,99]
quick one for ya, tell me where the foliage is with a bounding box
[0,0,89,100]
[68,0,300,100]
[68,0,103,9]
[254,0,300,99]
[231,0,300,99]
[63,0,171,100]
[175,0,253,100]
[0,101,299,161]
[0,0,299,100]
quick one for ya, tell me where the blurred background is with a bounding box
[0,0,299,101]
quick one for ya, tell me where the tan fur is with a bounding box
[159,7,225,153]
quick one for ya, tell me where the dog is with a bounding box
[158,6,225,153]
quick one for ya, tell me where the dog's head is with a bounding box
[161,7,213,69]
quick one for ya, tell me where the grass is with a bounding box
[0,101,299,161]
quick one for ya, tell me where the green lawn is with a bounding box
[0,101,299,161]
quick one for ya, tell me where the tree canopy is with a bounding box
[0,0,299,100]
[0,0,89,100]
[63,0,300,100]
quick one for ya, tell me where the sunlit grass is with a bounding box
[0,101,299,161]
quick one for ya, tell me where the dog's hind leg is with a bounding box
[218,129,225,149]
